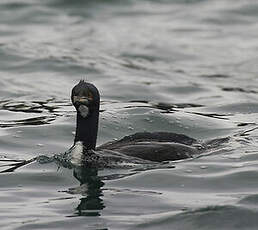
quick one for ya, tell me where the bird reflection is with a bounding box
[70,166,105,217]
[0,157,106,217]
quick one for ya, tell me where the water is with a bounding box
[1,0,258,229]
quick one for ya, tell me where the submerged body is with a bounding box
[67,132,201,168]
[67,80,211,168]
[97,132,200,162]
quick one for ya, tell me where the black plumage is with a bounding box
[71,81,200,164]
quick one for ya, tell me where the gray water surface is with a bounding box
[1,0,258,229]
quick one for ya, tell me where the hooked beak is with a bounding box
[73,96,90,105]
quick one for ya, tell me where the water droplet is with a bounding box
[232,163,244,168]
[37,143,44,147]
[200,165,207,169]
[193,144,203,149]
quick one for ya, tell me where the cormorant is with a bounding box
[68,80,206,168]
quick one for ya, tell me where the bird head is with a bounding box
[71,80,100,118]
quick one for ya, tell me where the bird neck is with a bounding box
[74,109,99,150]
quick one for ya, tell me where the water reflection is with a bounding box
[70,167,105,217]
[0,157,106,216]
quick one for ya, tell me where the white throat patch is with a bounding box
[78,105,89,118]
[70,141,84,166]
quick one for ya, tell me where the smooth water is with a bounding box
[1,0,258,229]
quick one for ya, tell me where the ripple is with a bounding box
[0,98,72,128]
[201,74,231,78]
[135,205,258,230]
[221,87,258,94]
